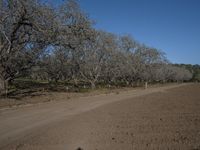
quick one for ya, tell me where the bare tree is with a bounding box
[0,0,57,95]
[55,0,94,86]
[79,31,118,89]
[134,44,167,88]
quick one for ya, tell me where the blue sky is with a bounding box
[50,0,200,65]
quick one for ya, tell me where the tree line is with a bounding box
[0,0,193,95]
[174,64,200,82]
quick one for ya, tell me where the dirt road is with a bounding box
[0,83,200,150]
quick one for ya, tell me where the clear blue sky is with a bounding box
[50,0,200,65]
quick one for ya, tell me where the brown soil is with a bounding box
[0,83,200,150]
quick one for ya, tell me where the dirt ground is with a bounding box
[0,86,145,109]
[0,83,200,150]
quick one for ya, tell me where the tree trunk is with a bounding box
[0,77,7,96]
[145,81,148,89]
[73,78,79,87]
[90,81,96,89]
[126,81,129,86]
